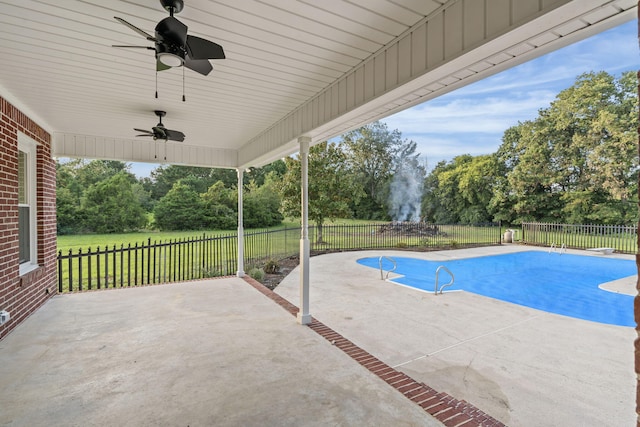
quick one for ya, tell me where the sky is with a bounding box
[129,20,639,177]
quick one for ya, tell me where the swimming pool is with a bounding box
[357,251,637,327]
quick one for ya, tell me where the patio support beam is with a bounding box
[297,136,312,325]
[236,168,245,278]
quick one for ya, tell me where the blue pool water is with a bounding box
[357,251,637,327]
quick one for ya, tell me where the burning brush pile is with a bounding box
[376,221,443,237]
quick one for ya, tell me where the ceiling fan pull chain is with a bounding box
[155,70,159,99]
[182,66,186,102]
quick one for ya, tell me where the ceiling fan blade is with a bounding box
[186,35,225,60]
[135,134,153,137]
[155,16,187,45]
[112,45,155,50]
[165,129,186,142]
[156,59,171,72]
[114,17,156,42]
[134,128,153,134]
[184,57,213,76]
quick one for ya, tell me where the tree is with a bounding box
[201,181,237,230]
[56,160,145,233]
[341,121,426,219]
[148,165,236,201]
[153,181,207,231]
[422,155,497,224]
[56,186,84,234]
[488,126,524,223]
[69,159,132,190]
[245,160,286,187]
[81,172,147,233]
[243,172,284,228]
[494,71,638,224]
[56,161,84,234]
[280,141,365,242]
[342,122,399,218]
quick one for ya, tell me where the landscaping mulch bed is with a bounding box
[259,255,300,290]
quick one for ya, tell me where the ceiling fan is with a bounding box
[135,110,185,142]
[113,0,225,76]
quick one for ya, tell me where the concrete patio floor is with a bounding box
[274,245,637,426]
[1,245,635,426]
[0,277,442,426]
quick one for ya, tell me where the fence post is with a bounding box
[78,248,83,291]
[87,247,92,290]
[147,237,151,285]
[68,249,73,292]
[58,250,63,292]
[97,246,101,289]
[112,245,117,288]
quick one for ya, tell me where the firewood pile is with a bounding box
[376,221,442,237]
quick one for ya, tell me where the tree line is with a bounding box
[56,71,638,234]
[424,71,638,225]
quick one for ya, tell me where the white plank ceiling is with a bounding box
[0,0,635,168]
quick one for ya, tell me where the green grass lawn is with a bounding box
[56,218,385,292]
[56,218,377,253]
[57,230,233,254]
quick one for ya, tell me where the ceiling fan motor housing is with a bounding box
[160,0,184,15]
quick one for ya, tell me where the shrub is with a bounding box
[263,259,279,274]
[153,182,206,231]
[200,267,224,278]
[248,267,264,281]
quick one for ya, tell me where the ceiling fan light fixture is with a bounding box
[157,52,183,67]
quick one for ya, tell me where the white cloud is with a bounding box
[386,89,555,135]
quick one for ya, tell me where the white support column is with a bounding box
[236,168,245,278]
[297,136,312,325]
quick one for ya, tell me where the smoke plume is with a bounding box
[388,163,423,222]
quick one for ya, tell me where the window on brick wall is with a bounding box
[18,133,38,275]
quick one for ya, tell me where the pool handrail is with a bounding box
[435,265,454,294]
[549,242,566,255]
[379,256,397,280]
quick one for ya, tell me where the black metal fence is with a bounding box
[57,222,501,292]
[520,222,638,254]
[57,233,239,292]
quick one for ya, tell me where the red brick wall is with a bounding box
[0,97,57,340]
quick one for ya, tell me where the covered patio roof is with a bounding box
[1,0,635,169]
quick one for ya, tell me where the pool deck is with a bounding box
[275,245,637,426]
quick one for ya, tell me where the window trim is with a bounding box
[18,133,39,276]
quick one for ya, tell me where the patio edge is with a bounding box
[242,276,507,427]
